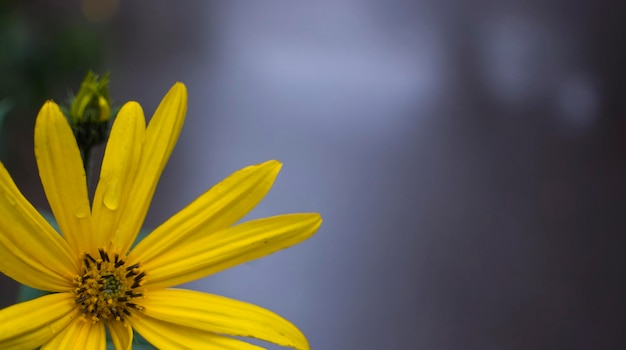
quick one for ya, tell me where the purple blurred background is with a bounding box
[2,1,626,349]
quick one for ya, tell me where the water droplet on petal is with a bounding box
[103,182,120,210]
[74,203,90,218]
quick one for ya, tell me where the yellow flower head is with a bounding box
[0,83,322,349]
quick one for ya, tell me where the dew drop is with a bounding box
[103,182,121,210]
[74,203,90,218]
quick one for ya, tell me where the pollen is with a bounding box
[74,248,146,323]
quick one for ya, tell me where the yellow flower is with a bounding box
[0,83,322,349]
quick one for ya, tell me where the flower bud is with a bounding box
[69,71,111,124]
[66,71,114,157]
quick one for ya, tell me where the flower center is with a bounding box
[74,249,146,323]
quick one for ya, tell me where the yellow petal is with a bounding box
[0,293,76,349]
[0,162,76,291]
[108,320,132,350]
[41,317,105,350]
[129,313,263,350]
[131,160,282,264]
[141,213,322,289]
[138,289,310,350]
[115,83,187,255]
[34,101,94,255]
[92,102,145,249]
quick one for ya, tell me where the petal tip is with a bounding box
[309,212,323,227]
[170,82,188,98]
[264,159,283,171]
[160,82,188,117]
[173,81,187,89]
[118,101,144,116]
[38,101,62,119]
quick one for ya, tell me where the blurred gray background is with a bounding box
[2,0,626,349]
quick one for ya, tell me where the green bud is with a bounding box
[65,71,115,171]
[69,71,111,124]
